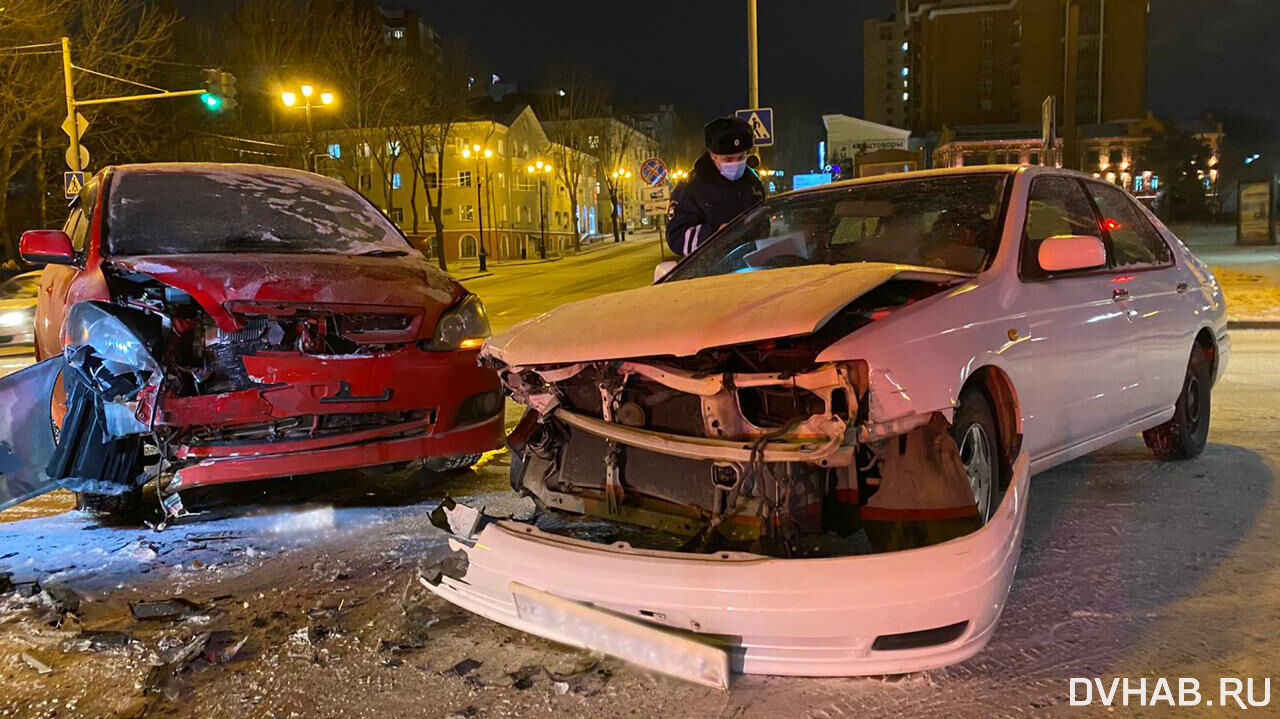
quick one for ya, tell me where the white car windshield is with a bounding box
[667,173,1009,280]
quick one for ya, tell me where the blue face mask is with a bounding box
[717,160,747,181]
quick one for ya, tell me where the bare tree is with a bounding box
[292,0,412,191]
[229,0,310,136]
[594,117,636,243]
[540,72,610,250]
[399,42,473,271]
[0,0,174,260]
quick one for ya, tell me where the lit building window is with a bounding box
[327,143,341,160]
[902,92,909,101]
[458,171,472,187]
[387,140,401,155]
[901,41,909,52]
[901,67,909,77]
[391,28,405,40]
[391,173,402,190]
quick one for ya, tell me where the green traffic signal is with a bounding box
[200,92,222,111]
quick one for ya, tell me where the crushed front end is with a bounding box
[415,273,1031,681]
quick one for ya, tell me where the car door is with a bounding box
[34,177,102,361]
[1085,181,1185,421]
[1015,175,1137,462]
[34,204,87,360]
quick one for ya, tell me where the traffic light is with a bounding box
[198,69,237,112]
[199,69,221,112]
[219,71,238,111]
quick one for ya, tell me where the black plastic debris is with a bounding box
[42,585,83,615]
[509,665,540,690]
[417,554,470,587]
[380,639,428,653]
[73,630,134,651]
[0,571,12,593]
[14,581,41,598]
[130,597,205,620]
[449,658,482,677]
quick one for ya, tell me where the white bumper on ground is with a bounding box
[425,452,1030,680]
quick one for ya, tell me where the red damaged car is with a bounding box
[0,163,502,518]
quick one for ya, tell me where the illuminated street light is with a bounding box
[528,159,554,259]
[461,146,493,268]
[281,83,337,172]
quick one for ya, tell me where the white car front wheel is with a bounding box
[952,387,1001,522]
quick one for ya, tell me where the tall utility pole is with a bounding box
[61,37,83,174]
[747,0,759,110]
[58,35,217,179]
[1062,0,1081,170]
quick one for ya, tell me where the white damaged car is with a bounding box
[423,166,1229,686]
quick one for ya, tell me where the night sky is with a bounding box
[405,0,1278,160]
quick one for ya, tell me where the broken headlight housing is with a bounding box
[62,302,161,377]
[426,294,491,351]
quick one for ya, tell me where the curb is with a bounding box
[455,272,494,282]
[1227,320,1280,330]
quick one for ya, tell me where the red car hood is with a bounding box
[108,253,462,332]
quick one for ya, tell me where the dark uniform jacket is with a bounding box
[666,152,765,256]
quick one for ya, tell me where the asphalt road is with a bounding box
[1,237,1277,718]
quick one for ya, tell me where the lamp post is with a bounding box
[281,84,335,172]
[461,144,493,271]
[611,168,633,242]
[527,160,554,260]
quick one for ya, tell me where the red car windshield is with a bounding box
[106,166,411,257]
[667,173,1009,280]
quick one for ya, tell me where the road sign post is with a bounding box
[64,171,85,199]
[735,107,774,148]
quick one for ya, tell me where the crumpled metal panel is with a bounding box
[0,358,62,511]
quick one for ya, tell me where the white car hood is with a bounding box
[483,263,966,365]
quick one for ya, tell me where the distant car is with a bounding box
[0,271,40,350]
[424,166,1229,680]
[0,163,503,517]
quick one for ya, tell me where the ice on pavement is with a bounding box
[0,490,529,595]
[0,503,425,594]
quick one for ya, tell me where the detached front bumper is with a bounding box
[425,451,1030,679]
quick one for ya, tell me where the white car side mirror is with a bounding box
[1038,235,1106,273]
[653,260,677,283]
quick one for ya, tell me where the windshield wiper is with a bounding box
[354,249,410,257]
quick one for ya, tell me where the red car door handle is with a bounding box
[1112,288,1129,302]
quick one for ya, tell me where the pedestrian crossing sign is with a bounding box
[735,107,774,147]
[64,171,85,199]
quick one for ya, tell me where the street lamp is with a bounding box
[527,160,554,260]
[461,144,494,270]
[611,168,633,242]
[281,84,336,172]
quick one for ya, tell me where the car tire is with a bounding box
[75,488,144,523]
[1143,346,1212,460]
[951,387,1002,523]
[424,453,483,473]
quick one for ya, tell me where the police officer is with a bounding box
[666,116,766,256]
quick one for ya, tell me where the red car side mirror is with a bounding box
[20,230,76,265]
